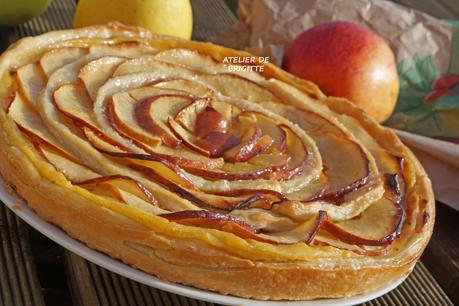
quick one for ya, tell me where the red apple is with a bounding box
[283,21,399,123]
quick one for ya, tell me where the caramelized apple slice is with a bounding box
[135,95,193,148]
[15,63,46,108]
[160,210,272,243]
[168,117,210,156]
[262,211,326,244]
[112,56,193,77]
[198,131,240,158]
[313,235,393,256]
[107,92,162,147]
[223,114,262,161]
[8,92,68,153]
[127,163,271,211]
[154,79,214,98]
[78,56,126,99]
[285,173,330,201]
[195,106,228,137]
[322,197,404,246]
[39,47,88,76]
[246,112,286,153]
[174,98,210,133]
[312,134,370,201]
[275,125,308,180]
[77,175,157,205]
[197,73,280,102]
[36,144,98,183]
[82,126,131,153]
[102,151,195,189]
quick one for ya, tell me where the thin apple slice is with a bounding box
[312,235,393,256]
[223,114,262,161]
[197,73,280,102]
[135,95,193,148]
[78,56,126,100]
[322,197,404,246]
[154,79,214,98]
[39,47,88,76]
[102,151,195,190]
[210,101,242,122]
[54,84,132,152]
[261,211,326,244]
[174,98,210,133]
[76,175,157,205]
[285,173,330,201]
[275,125,308,180]
[15,63,46,108]
[88,41,156,57]
[107,92,162,147]
[127,163,271,211]
[160,210,273,243]
[194,106,228,137]
[198,131,240,158]
[36,144,99,183]
[112,56,193,77]
[8,92,69,154]
[168,117,211,156]
[311,134,370,201]
[246,112,286,153]
[82,126,132,153]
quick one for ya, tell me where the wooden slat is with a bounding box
[0,205,45,306]
[191,0,237,41]
[64,251,215,306]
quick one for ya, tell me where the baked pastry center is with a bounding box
[0,23,434,300]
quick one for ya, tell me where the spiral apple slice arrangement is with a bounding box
[5,39,416,253]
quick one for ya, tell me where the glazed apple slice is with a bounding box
[275,125,308,180]
[154,79,215,98]
[35,144,99,183]
[194,106,228,137]
[78,56,126,99]
[112,56,193,77]
[107,91,162,147]
[14,63,46,108]
[127,162,272,211]
[223,114,263,161]
[197,73,280,102]
[262,211,326,244]
[168,117,211,156]
[102,151,195,190]
[39,47,88,76]
[311,134,370,201]
[197,131,240,158]
[7,92,69,154]
[312,234,393,256]
[135,95,194,148]
[159,210,273,243]
[53,84,132,152]
[322,197,404,246]
[76,175,157,205]
[174,98,210,133]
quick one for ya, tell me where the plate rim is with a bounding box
[0,176,406,306]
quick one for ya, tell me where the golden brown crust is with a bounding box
[0,23,434,300]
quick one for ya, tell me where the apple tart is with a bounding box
[0,23,434,300]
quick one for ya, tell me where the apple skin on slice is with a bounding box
[159,210,274,243]
[223,114,262,162]
[135,95,194,148]
[76,175,157,205]
[168,117,212,156]
[322,196,404,246]
[15,63,46,108]
[107,92,162,147]
[274,125,308,180]
[310,134,370,202]
[39,47,88,77]
[262,211,326,244]
[194,106,228,137]
[198,131,240,158]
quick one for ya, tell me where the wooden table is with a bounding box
[0,0,458,305]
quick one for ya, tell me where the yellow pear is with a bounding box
[73,0,193,39]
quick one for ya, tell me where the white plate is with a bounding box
[0,176,405,306]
